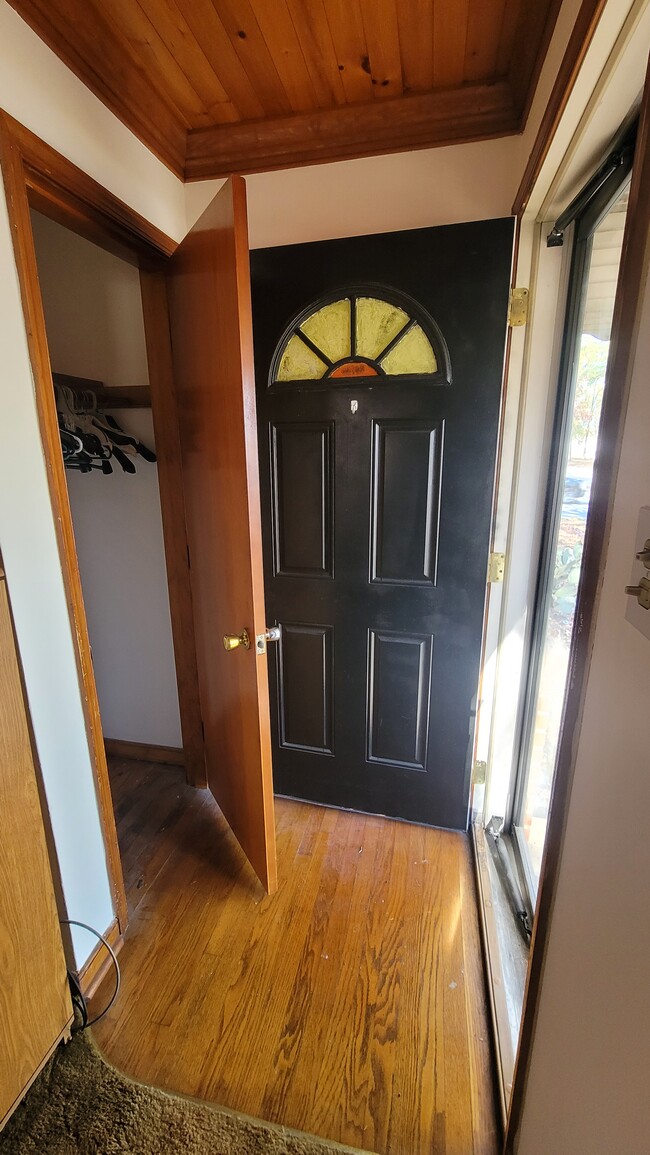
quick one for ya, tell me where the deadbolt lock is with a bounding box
[255,626,281,655]
[625,577,650,611]
[223,629,251,652]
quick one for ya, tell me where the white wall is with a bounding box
[515,225,650,1155]
[186,136,521,247]
[31,211,182,748]
[0,186,114,964]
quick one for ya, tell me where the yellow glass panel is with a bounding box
[380,323,438,375]
[276,334,328,380]
[356,297,409,359]
[300,299,351,363]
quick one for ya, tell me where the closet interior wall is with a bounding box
[30,210,182,751]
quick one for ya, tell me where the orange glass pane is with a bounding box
[329,361,379,378]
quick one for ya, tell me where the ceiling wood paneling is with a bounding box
[8,0,566,180]
[185,79,516,179]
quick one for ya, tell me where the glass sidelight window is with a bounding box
[511,144,633,901]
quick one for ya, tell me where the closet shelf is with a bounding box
[52,372,151,409]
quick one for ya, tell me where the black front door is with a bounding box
[251,220,513,830]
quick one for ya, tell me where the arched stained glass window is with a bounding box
[271,287,451,386]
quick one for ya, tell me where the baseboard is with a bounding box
[104,738,184,766]
[77,917,124,1001]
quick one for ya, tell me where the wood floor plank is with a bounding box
[93,760,498,1155]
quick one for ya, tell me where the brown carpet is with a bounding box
[0,1030,374,1155]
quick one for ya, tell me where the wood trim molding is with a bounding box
[0,115,128,934]
[1,111,177,263]
[104,738,184,767]
[185,81,518,180]
[512,0,609,217]
[505,53,650,1152]
[77,917,123,1001]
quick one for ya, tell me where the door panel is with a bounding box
[271,422,334,577]
[278,623,333,753]
[367,629,433,768]
[167,176,277,893]
[252,221,513,830]
[371,419,443,584]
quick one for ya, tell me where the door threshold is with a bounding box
[274,792,465,833]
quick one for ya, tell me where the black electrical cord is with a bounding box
[60,918,121,1029]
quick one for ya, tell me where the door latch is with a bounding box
[636,538,650,568]
[255,626,281,654]
[625,577,650,610]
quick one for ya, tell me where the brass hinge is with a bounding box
[472,759,487,785]
[488,551,505,583]
[508,287,529,327]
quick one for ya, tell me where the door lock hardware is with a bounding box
[625,578,650,610]
[636,539,650,569]
[223,629,251,652]
[255,626,281,655]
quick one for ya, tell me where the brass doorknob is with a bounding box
[223,629,251,652]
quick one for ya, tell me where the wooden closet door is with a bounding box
[0,562,72,1128]
[166,177,277,894]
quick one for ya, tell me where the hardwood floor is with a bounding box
[92,758,499,1155]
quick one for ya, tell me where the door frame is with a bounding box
[504,57,650,1153]
[0,111,206,946]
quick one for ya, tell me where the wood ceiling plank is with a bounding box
[397,0,434,94]
[508,0,562,119]
[323,0,375,105]
[185,80,518,180]
[105,0,214,127]
[464,0,508,84]
[359,0,403,100]
[175,0,267,121]
[285,0,347,108]
[432,0,470,90]
[495,0,523,76]
[9,0,186,174]
[248,0,320,112]
[211,0,293,116]
[134,0,241,124]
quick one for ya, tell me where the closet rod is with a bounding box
[52,371,152,409]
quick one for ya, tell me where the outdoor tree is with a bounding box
[571,334,608,457]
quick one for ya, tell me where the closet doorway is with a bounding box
[30,210,188,923]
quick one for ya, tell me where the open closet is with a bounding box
[30,210,188,924]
